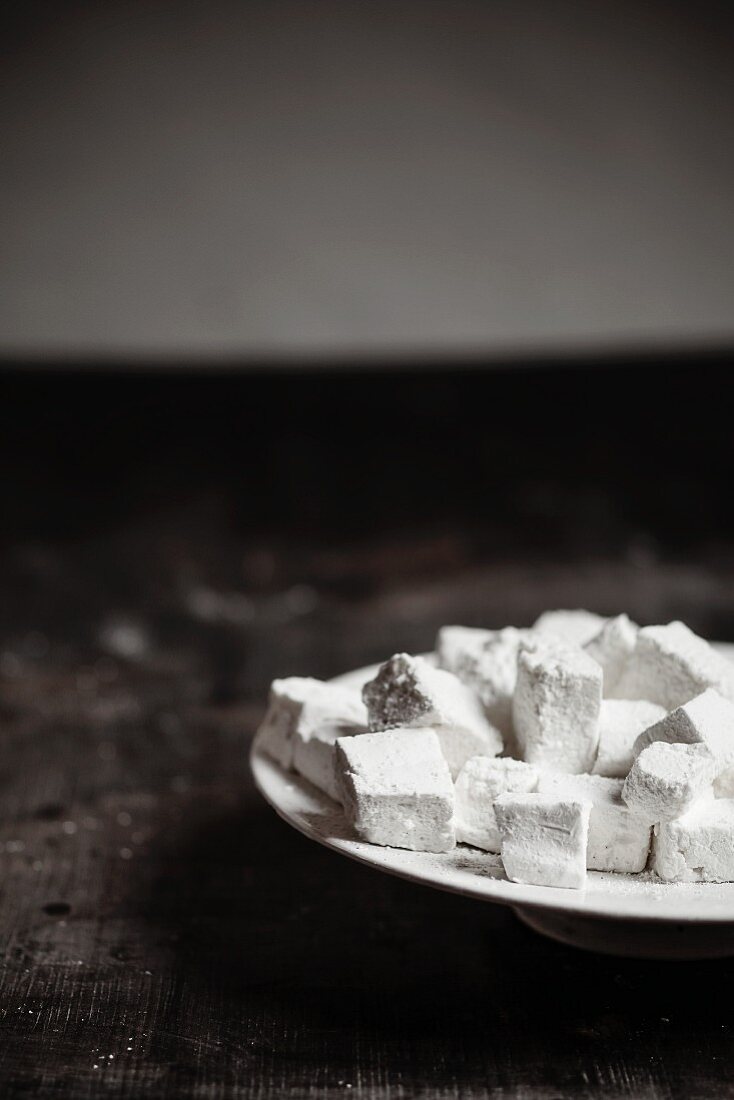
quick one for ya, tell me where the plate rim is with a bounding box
[251,646,734,925]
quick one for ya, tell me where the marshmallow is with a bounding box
[611,621,734,708]
[292,714,368,804]
[513,638,603,773]
[436,626,494,677]
[533,609,607,646]
[257,676,366,773]
[622,741,716,823]
[494,793,591,890]
[584,614,638,695]
[438,625,532,743]
[653,800,734,882]
[538,772,651,873]
[592,699,667,778]
[632,689,734,799]
[454,756,539,851]
[335,727,455,852]
[715,771,734,799]
[363,653,502,777]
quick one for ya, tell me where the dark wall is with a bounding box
[2,354,731,555]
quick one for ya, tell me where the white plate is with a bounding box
[251,645,734,958]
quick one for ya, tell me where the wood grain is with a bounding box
[2,359,734,1097]
[0,527,733,1099]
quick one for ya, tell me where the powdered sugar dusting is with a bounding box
[253,742,734,922]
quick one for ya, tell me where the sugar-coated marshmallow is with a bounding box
[495,794,591,890]
[533,609,607,646]
[612,622,734,708]
[622,741,715,823]
[538,772,651,873]
[437,625,532,743]
[257,676,367,777]
[363,653,502,777]
[513,638,602,773]
[336,727,455,852]
[436,626,494,678]
[584,614,638,695]
[592,699,667,778]
[633,688,734,797]
[292,715,367,804]
[653,800,734,882]
[454,756,539,852]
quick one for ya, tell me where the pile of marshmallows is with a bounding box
[257,610,734,889]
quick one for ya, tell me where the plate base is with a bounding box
[514,907,734,959]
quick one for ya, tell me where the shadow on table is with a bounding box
[136,784,734,1092]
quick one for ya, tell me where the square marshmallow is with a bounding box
[436,625,531,741]
[622,741,716,823]
[653,800,734,882]
[584,614,638,696]
[538,772,651,873]
[335,727,455,852]
[494,793,591,890]
[513,638,603,773]
[454,756,539,852]
[257,677,367,776]
[292,713,367,803]
[436,626,494,678]
[533,609,607,646]
[632,689,734,796]
[363,653,502,777]
[611,622,734,708]
[592,699,667,778]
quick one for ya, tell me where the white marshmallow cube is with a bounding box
[715,771,734,799]
[611,621,734,708]
[335,727,455,852]
[653,800,734,882]
[494,793,591,890]
[632,689,734,798]
[436,626,494,677]
[533,609,607,646]
[437,625,532,744]
[363,653,502,777]
[454,756,539,852]
[584,614,638,696]
[622,741,716,823]
[592,699,667,778]
[538,772,652,873]
[257,676,366,775]
[512,638,603,773]
[292,714,368,804]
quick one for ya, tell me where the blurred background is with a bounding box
[1,5,734,1093]
[4,0,734,359]
[2,0,734,702]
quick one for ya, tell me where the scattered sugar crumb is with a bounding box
[99,618,150,660]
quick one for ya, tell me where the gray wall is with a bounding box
[2,1,733,360]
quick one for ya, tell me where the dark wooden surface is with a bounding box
[1,363,734,1097]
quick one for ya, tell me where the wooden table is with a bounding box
[0,532,733,1099]
[1,363,733,1096]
